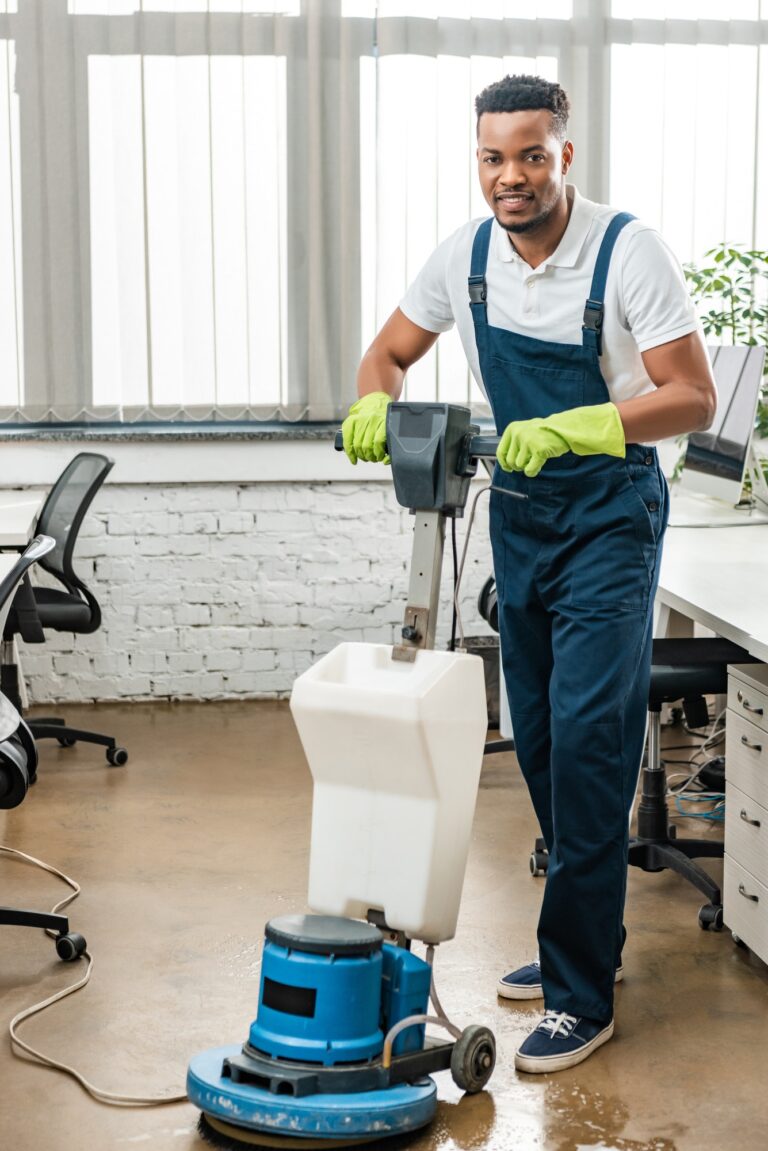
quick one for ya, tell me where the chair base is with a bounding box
[627,835,722,906]
[0,906,89,961]
[0,664,128,766]
[0,905,69,933]
[32,717,115,750]
[627,703,726,929]
[30,718,129,766]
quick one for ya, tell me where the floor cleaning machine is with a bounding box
[187,403,502,1150]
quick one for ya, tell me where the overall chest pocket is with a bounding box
[488,357,586,419]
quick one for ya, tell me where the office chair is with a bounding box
[1,453,128,767]
[0,537,87,961]
[626,637,760,931]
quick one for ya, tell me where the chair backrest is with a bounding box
[0,535,55,638]
[35,453,114,592]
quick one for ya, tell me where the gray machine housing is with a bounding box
[386,403,480,516]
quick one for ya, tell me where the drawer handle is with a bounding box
[740,809,762,828]
[739,883,760,903]
[737,690,764,716]
[741,734,763,752]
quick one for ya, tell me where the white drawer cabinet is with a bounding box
[724,783,768,888]
[724,858,768,961]
[725,664,768,964]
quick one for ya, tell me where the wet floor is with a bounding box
[0,700,765,1151]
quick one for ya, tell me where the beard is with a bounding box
[496,188,561,235]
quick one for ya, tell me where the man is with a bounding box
[342,74,716,1072]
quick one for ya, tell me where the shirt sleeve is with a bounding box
[619,228,700,353]
[398,234,457,334]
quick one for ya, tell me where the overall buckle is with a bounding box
[582,298,604,354]
[468,275,487,305]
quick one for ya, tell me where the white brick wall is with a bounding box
[17,481,495,703]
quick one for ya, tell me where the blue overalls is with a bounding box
[470,212,669,1024]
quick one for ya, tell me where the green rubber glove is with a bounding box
[341,391,393,465]
[497,402,626,478]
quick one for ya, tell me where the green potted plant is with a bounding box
[677,243,768,485]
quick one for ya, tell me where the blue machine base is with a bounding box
[187,1045,438,1142]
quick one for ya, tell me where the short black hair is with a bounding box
[475,74,570,142]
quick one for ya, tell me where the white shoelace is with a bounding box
[537,1011,578,1039]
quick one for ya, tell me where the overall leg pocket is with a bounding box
[569,475,658,611]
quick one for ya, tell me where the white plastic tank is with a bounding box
[289,642,487,944]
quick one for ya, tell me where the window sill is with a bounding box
[0,420,338,443]
[0,422,385,485]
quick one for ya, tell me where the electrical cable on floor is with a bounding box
[673,793,725,822]
[664,708,727,823]
[2,844,187,1107]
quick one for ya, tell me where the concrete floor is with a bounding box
[0,699,766,1151]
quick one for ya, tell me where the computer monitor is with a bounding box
[679,344,765,505]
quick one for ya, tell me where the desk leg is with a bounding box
[655,603,694,639]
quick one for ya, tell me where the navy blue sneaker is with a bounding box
[498,958,623,1000]
[514,1012,614,1073]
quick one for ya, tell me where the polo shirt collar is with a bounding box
[492,185,597,270]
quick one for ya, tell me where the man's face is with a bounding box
[476,109,572,235]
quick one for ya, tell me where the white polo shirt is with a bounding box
[399,185,700,406]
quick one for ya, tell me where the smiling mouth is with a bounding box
[496,193,534,212]
[495,194,531,208]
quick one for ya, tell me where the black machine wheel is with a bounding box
[56,932,87,961]
[57,737,76,748]
[698,903,724,932]
[107,747,128,766]
[732,932,749,950]
[450,1025,496,1094]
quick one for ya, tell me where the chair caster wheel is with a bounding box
[732,932,749,950]
[698,903,723,931]
[56,932,87,961]
[57,737,76,748]
[106,747,128,766]
[450,1025,496,1094]
[529,837,549,877]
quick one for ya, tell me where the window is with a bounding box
[89,54,287,415]
[1,0,767,424]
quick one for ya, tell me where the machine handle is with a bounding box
[740,809,762,828]
[467,434,501,459]
[736,689,764,716]
[741,734,763,752]
[739,883,760,903]
[333,429,502,461]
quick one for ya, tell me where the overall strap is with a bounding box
[468,218,494,320]
[582,211,635,357]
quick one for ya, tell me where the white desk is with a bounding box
[656,523,768,660]
[0,492,42,548]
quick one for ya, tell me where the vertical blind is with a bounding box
[0,0,766,424]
